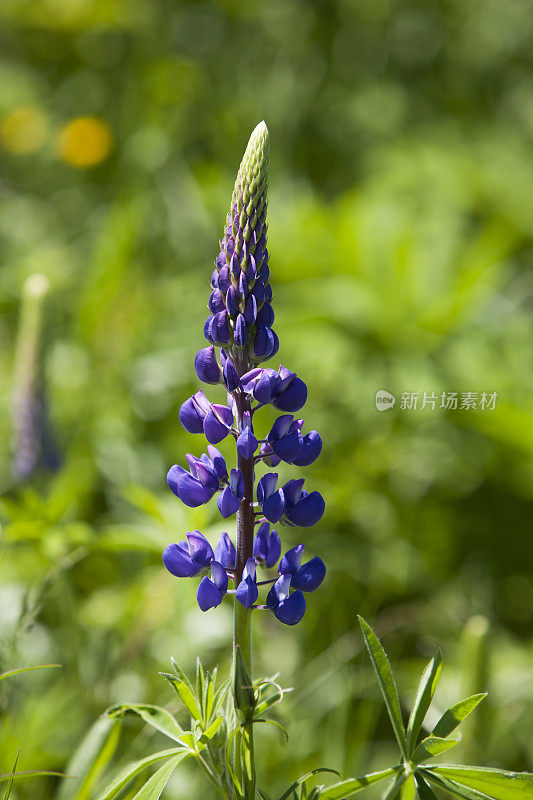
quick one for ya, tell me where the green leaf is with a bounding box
[170,658,194,692]
[422,771,492,800]
[3,752,19,800]
[196,658,205,717]
[431,766,533,800]
[414,774,439,800]
[159,674,201,722]
[431,694,487,739]
[0,664,61,682]
[316,767,398,800]
[130,755,184,800]
[0,771,67,784]
[234,646,255,717]
[400,775,416,800]
[92,748,187,800]
[406,651,442,754]
[198,716,223,743]
[57,717,120,800]
[205,674,215,721]
[412,735,461,764]
[106,703,183,743]
[358,616,408,758]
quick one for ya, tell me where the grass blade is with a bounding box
[130,755,184,800]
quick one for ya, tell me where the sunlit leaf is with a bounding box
[358,616,408,758]
[106,703,183,743]
[130,754,184,800]
[406,651,442,754]
[92,748,187,800]
[431,765,533,800]
[312,767,396,800]
[413,735,461,764]
[431,695,487,740]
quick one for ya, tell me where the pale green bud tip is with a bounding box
[235,120,270,195]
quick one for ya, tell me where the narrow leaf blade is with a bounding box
[319,767,399,800]
[105,703,183,743]
[358,616,408,758]
[432,766,533,800]
[412,735,461,764]
[406,651,442,754]
[130,755,184,800]
[93,748,186,800]
[414,774,439,800]
[422,771,492,800]
[431,694,487,739]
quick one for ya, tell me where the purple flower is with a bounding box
[207,445,228,483]
[258,441,281,467]
[240,367,279,404]
[208,289,225,314]
[209,311,231,345]
[272,367,307,412]
[221,353,240,392]
[267,415,304,463]
[234,314,248,347]
[266,574,306,626]
[178,390,211,434]
[167,454,219,507]
[217,469,245,518]
[257,473,285,523]
[197,561,229,611]
[281,478,325,527]
[236,411,258,459]
[163,531,214,577]
[292,430,322,467]
[253,522,281,568]
[254,326,278,359]
[203,403,234,444]
[214,532,236,570]
[278,544,326,591]
[194,346,222,384]
[235,558,259,609]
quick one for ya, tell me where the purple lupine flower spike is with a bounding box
[164,122,326,626]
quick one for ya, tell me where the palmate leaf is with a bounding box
[93,748,188,800]
[406,651,442,754]
[358,617,408,759]
[412,735,461,765]
[430,766,533,800]
[319,766,399,800]
[129,755,184,800]
[106,703,183,743]
[431,695,487,739]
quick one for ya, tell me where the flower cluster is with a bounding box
[163,121,326,626]
[163,526,325,625]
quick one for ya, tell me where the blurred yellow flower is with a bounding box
[58,116,113,167]
[0,106,48,154]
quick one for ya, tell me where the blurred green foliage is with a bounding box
[1,0,532,797]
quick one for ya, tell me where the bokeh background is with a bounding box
[1,0,533,797]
